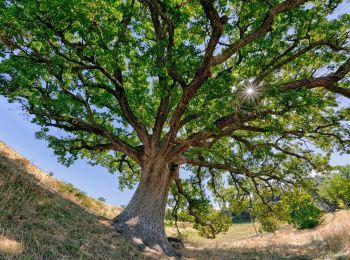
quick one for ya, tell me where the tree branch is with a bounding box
[212,0,308,66]
[34,14,151,145]
[281,58,350,97]
[164,0,226,148]
[255,39,349,84]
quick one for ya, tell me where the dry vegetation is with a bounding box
[0,141,148,259]
[167,210,350,259]
[0,141,123,219]
[1,140,349,259]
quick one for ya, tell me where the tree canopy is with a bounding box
[1,0,349,256]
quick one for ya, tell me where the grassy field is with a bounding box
[166,210,350,259]
[1,140,349,259]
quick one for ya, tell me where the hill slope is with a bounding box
[0,141,145,259]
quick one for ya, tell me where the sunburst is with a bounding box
[240,80,261,102]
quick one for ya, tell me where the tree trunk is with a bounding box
[112,161,180,256]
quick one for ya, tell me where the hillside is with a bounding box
[0,141,147,259]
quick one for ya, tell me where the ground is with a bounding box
[167,211,350,259]
[0,141,148,259]
[0,140,349,259]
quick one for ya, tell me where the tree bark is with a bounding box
[112,161,180,256]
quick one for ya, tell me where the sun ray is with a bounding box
[240,80,261,102]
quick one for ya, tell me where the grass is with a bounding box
[1,140,350,259]
[0,141,122,220]
[0,141,149,259]
[166,211,350,259]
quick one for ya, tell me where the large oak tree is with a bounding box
[1,0,349,256]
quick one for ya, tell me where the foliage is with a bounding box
[167,183,231,238]
[193,210,231,239]
[237,189,323,232]
[318,165,350,209]
[250,193,289,233]
[282,190,322,230]
[289,200,322,229]
[257,215,281,233]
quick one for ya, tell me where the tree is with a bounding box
[0,0,349,256]
[319,165,350,208]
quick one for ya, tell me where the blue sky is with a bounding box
[0,2,349,207]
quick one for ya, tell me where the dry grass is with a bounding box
[0,141,122,219]
[1,140,350,259]
[172,210,350,259]
[0,141,151,259]
[0,234,23,256]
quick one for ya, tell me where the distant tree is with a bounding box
[48,172,54,177]
[98,197,106,202]
[1,0,350,256]
[319,165,350,209]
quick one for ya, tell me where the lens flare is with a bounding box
[241,80,260,102]
[246,87,254,95]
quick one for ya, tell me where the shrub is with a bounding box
[289,200,322,229]
[98,197,106,202]
[283,190,322,230]
[258,215,280,233]
[251,189,322,232]
[251,193,289,233]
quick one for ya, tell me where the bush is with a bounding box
[251,193,289,233]
[283,190,322,230]
[253,205,286,233]
[98,197,106,202]
[258,215,280,233]
[289,200,322,229]
[251,189,322,232]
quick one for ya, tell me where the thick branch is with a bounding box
[281,58,350,97]
[177,157,256,178]
[256,39,349,84]
[164,0,226,148]
[212,0,308,66]
[25,106,140,162]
